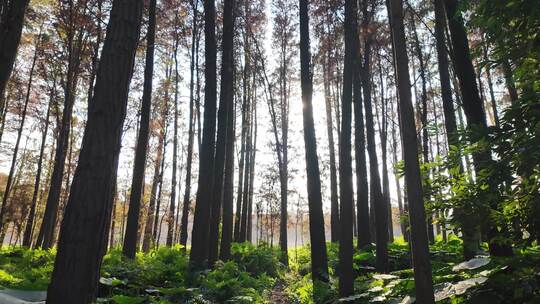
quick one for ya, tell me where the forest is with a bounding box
[0,0,539,303]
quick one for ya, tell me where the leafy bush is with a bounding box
[230,242,283,277]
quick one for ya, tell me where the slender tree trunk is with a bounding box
[190,0,217,269]
[123,0,156,258]
[481,41,499,127]
[219,85,236,261]
[0,0,30,100]
[46,0,143,301]
[299,0,329,285]
[388,0,434,302]
[234,94,246,242]
[239,95,251,243]
[338,0,357,296]
[207,0,235,266]
[37,27,84,249]
[142,105,166,252]
[152,81,170,246]
[353,47,370,249]
[374,58,393,243]
[23,77,54,247]
[410,12,434,244]
[247,99,257,242]
[323,55,340,244]
[179,0,199,250]
[445,0,513,258]
[360,1,388,272]
[391,100,408,240]
[433,0,458,148]
[0,31,39,231]
[167,37,180,247]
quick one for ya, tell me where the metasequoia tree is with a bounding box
[269,0,295,265]
[444,0,513,258]
[46,0,144,301]
[0,28,41,233]
[207,0,235,266]
[338,0,357,296]
[123,0,157,258]
[37,1,91,249]
[179,0,200,250]
[360,0,388,272]
[387,0,434,302]
[190,0,217,269]
[299,0,329,285]
[0,0,30,103]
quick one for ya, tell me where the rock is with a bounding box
[453,277,488,295]
[372,274,399,281]
[434,282,455,301]
[368,286,384,293]
[0,289,46,304]
[452,257,490,271]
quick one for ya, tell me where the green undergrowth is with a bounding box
[287,236,540,304]
[1,238,540,303]
[0,243,284,303]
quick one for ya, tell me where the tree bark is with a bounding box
[0,0,30,100]
[0,31,39,232]
[179,0,199,250]
[444,0,513,258]
[208,0,235,266]
[46,0,143,301]
[123,0,156,258]
[219,83,236,261]
[23,75,54,247]
[388,0,434,302]
[410,11,434,244]
[338,0,357,296]
[323,55,340,244]
[37,24,85,249]
[190,0,217,269]
[299,0,329,285]
[360,0,388,272]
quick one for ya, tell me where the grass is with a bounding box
[0,238,539,303]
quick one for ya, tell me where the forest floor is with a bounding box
[0,238,540,303]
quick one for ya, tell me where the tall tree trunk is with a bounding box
[338,0,357,296]
[360,1,388,272]
[481,40,499,127]
[23,76,54,247]
[122,0,156,258]
[247,99,257,242]
[299,0,329,285]
[190,0,217,269]
[179,0,199,250]
[410,12,434,244]
[388,0,434,302]
[239,94,251,243]
[208,0,235,266]
[353,45,370,250]
[37,27,84,249]
[234,92,247,242]
[46,0,143,301]
[433,0,458,149]
[374,57,393,242]
[444,0,513,258]
[167,37,180,247]
[142,104,167,252]
[0,31,39,231]
[323,55,340,244]
[219,85,236,261]
[152,125,168,246]
[0,0,30,100]
[390,99,408,240]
